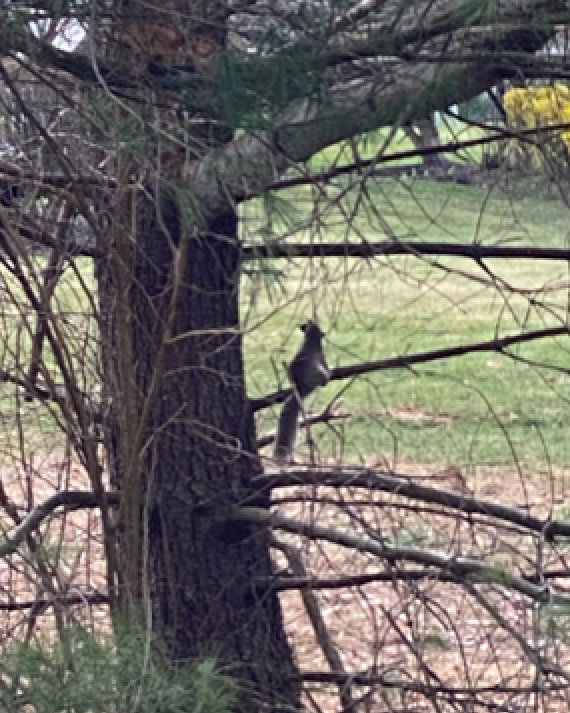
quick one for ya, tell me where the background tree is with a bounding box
[1,2,570,713]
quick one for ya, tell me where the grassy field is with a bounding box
[3,164,569,475]
[242,173,570,472]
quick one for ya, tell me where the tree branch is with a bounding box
[332,325,570,381]
[186,19,561,217]
[257,407,350,449]
[270,566,570,591]
[272,537,354,711]
[243,241,570,262]
[263,119,569,192]
[0,26,217,114]
[300,670,570,695]
[235,506,570,605]
[253,467,570,540]
[0,490,120,558]
[271,569,467,590]
[0,5,565,218]
[0,591,108,611]
[251,325,570,411]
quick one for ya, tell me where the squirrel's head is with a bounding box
[300,320,325,338]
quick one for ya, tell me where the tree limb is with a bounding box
[270,566,570,591]
[251,325,570,411]
[235,506,570,605]
[257,407,350,449]
[0,490,120,558]
[272,537,354,711]
[253,466,570,540]
[263,118,570,192]
[0,5,565,218]
[243,241,570,262]
[181,19,561,216]
[0,591,108,611]
[300,670,570,695]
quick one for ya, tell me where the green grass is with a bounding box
[4,163,570,473]
[243,173,570,470]
[0,256,97,444]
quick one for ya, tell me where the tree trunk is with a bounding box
[92,2,300,706]
[96,190,300,710]
[404,115,451,170]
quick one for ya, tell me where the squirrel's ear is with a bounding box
[300,320,325,337]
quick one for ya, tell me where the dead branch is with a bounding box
[0,490,120,558]
[236,506,570,606]
[0,592,108,611]
[272,537,354,711]
[266,120,570,193]
[253,467,570,539]
[271,567,570,590]
[257,407,350,448]
[243,241,570,262]
[300,670,570,695]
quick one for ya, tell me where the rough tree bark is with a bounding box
[97,191,300,709]
[92,2,301,710]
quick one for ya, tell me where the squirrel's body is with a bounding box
[274,321,330,463]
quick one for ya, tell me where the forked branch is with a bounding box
[236,506,570,606]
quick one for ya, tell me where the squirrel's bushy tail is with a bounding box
[274,392,302,463]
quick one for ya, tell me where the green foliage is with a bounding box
[415,629,450,652]
[2,7,33,30]
[449,0,498,26]
[2,625,236,713]
[540,602,570,644]
[457,93,497,122]
[43,0,84,16]
[219,49,324,129]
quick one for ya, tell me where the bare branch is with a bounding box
[251,325,570,412]
[253,467,570,540]
[264,119,570,193]
[272,537,354,711]
[243,241,570,262]
[0,592,108,611]
[300,670,570,695]
[257,407,350,449]
[331,326,570,381]
[271,567,570,591]
[0,490,120,558]
[271,569,464,590]
[236,506,570,606]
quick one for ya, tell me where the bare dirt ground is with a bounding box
[275,461,570,711]
[2,452,570,711]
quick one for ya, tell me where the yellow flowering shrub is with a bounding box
[504,84,570,150]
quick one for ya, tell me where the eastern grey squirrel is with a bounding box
[274,320,330,463]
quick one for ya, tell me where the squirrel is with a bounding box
[274,320,330,463]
